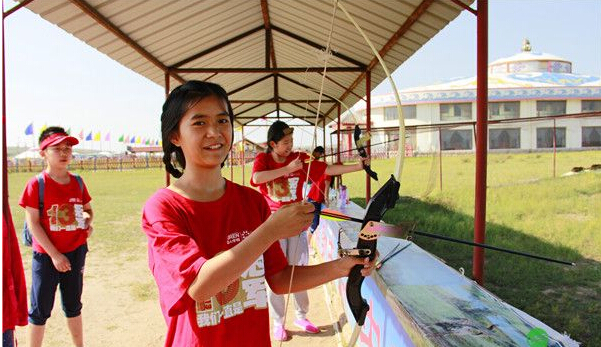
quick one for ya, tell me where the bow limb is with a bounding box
[344,175,400,346]
[354,124,379,181]
[337,0,406,182]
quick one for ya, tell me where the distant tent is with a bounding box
[14,148,41,159]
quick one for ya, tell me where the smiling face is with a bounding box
[170,94,233,170]
[270,134,294,159]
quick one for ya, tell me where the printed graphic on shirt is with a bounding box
[267,176,299,203]
[196,256,268,328]
[46,203,86,231]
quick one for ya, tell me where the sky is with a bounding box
[3,0,601,151]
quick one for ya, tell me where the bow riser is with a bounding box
[345,175,400,327]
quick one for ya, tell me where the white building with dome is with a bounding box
[337,42,601,154]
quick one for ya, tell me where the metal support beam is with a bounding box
[68,0,185,84]
[473,0,488,285]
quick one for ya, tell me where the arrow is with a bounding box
[320,210,575,266]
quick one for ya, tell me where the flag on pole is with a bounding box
[124,135,130,143]
[94,132,101,141]
[25,123,34,135]
[130,136,136,144]
[145,138,150,145]
[86,132,92,141]
[79,130,84,140]
[118,134,124,142]
[136,136,141,144]
[40,124,47,133]
[105,132,111,141]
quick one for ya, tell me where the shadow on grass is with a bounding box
[351,196,601,346]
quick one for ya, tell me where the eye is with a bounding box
[192,120,205,126]
[218,117,230,124]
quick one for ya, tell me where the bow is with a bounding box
[344,175,400,346]
[353,124,378,181]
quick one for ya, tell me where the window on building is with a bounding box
[488,102,520,119]
[489,128,520,149]
[441,129,472,150]
[536,127,566,148]
[536,100,566,117]
[440,103,472,121]
[384,105,416,121]
[582,100,601,112]
[582,127,601,147]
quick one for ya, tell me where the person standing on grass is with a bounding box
[19,127,94,347]
[250,120,368,341]
[142,81,376,347]
[306,146,332,246]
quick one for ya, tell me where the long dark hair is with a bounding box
[161,81,234,178]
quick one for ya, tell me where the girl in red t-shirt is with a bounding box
[142,81,376,347]
[250,120,368,341]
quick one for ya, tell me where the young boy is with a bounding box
[19,127,93,347]
[306,146,332,242]
[250,120,367,341]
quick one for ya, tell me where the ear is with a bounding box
[268,140,276,149]
[39,149,46,158]
[169,131,181,147]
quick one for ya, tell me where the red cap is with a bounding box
[39,132,79,150]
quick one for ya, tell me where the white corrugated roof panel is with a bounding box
[18,0,473,125]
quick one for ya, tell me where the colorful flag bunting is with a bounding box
[66,128,71,135]
[130,136,136,144]
[105,132,111,141]
[79,130,84,140]
[118,134,124,142]
[94,132,101,141]
[25,123,34,135]
[85,132,92,141]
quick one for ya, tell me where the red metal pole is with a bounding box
[337,104,341,164]
[473,0,488,285]
[438,127,443,191]
[241,126,246,186]
[164,73,171,186]
[366,70,372,201]
[553,119,557,178]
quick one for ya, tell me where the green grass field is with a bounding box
[7,150,600,345]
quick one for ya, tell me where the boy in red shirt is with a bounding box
[250,121,367,341]
[19,127,93,347]
[306,146,332,243]
[142,81,376,347]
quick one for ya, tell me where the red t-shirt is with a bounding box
[307,174,331,203]
[3,205,28,331]
[250,151,327,212]
[142,180,288,347]
[19,171,92,254]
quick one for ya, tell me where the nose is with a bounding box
[205,122,221,137]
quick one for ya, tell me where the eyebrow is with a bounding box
[189,112,229,120]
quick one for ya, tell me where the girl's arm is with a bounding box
[324,161,364,176]
[252,156,303,185]
[25,207,72,272]
[266,256,375,295]
[187,202,314,302]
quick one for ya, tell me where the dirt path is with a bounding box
[13,247,342,347]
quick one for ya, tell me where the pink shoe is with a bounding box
[294,318,320,334]
[273,324,288,341]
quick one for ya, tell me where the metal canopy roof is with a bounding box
[20,0,473,126]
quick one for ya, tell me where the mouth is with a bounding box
[204,143,224,150]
